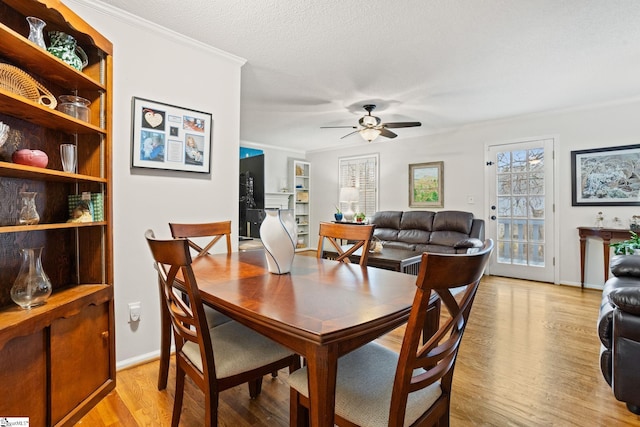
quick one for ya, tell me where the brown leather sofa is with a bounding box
[598,255,640,414]
[370,210,484,254]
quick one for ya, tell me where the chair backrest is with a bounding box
[389,239,494,425]
[169,221,232,258]
[144,229,216,384]
[317,222,375,266]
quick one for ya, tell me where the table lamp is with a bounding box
[339,187,359,222]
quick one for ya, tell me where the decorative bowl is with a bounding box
[12,149,48,168]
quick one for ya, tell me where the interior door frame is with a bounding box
[483,134,560,284]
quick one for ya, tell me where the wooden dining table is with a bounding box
[186,250,440,427]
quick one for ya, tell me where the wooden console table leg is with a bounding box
[579,235,586,289]
[578,227,629,289]
[602,238,612,283]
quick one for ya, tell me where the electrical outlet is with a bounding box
[128,302,141,323]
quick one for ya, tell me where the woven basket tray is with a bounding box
[0,63,57,109]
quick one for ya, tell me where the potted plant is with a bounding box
[355,212,366,223]
[611,231,640,255]
[334,205,343,222]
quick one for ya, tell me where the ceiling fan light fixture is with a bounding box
[361,115,380,127]
[360,128,381,142]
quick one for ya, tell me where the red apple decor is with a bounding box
[12,149,49,168]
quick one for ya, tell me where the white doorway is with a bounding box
[486,138,556,283]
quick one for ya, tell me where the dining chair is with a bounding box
[169,221,232,257]
[156,221,233,390]
[144,229,300,427]
[289,239,494,427]
[316,222,375,266]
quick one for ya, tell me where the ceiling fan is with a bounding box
[321,104,421,142]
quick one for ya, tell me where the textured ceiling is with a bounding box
[92,0,640,152]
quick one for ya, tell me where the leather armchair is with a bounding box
[598,255,640,414]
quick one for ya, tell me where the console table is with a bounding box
[578,227,631,288]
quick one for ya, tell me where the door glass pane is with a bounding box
[529,148,544,170]
[528,220,545,242]
[512,197,528,217]
[497,197,511,217]
[497,174,511,195]
[529,196,544,218]
[498,219,510,240]
[498,241,512,263]
[529,244,544,266]
[497,152,511,173]
[512,150,527,171]
[512,173,528,194]
[529,173,544,194]
[511,240,527,265]
[495,146,546,267]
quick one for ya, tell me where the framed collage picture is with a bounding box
[131,97,213,173]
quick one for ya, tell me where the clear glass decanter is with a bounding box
[10,247,52,309]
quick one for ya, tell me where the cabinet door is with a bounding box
[0,332,47,427]
[50,303,111,425]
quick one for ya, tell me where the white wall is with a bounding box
[308,99,640,289]
[64,0,245,367]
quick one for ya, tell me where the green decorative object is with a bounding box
[47,31,88,71]
[611,231,640,255]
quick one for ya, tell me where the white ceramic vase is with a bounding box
[260,209,297,274]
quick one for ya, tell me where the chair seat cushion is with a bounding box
[204,305,232,327]
[183,320,293,378]
[287,342,442,427]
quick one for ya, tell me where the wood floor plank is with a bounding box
[78,275,640,426]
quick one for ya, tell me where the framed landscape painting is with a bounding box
[571,144,640,206]
[409,161,444,208]
[131,97,213,173]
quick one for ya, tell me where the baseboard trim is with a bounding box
[116,349,166,371]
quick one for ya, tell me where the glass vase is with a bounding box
[18,191,40,225]
[11,247,52,309]
[27,16,47,50]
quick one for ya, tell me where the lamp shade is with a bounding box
[339,187,359,202]
[360,128,381,142]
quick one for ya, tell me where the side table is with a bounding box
[578,227,631,288]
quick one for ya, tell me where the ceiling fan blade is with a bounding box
[383,121,422,129]
[379,128,397,139]
[321,126,358,129]
[340,130,360,139]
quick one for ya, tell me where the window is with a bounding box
[339,154,379,217]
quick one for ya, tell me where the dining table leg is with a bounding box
[305,344,338,427]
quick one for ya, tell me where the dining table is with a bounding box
[186,250,440,427]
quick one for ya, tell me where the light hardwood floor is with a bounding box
[77,275,640,426]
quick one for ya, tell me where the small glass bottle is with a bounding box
[18,191,40,225]
[612,217,624,229]
[595,212,604,228]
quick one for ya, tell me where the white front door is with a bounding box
[486,138,556,283]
